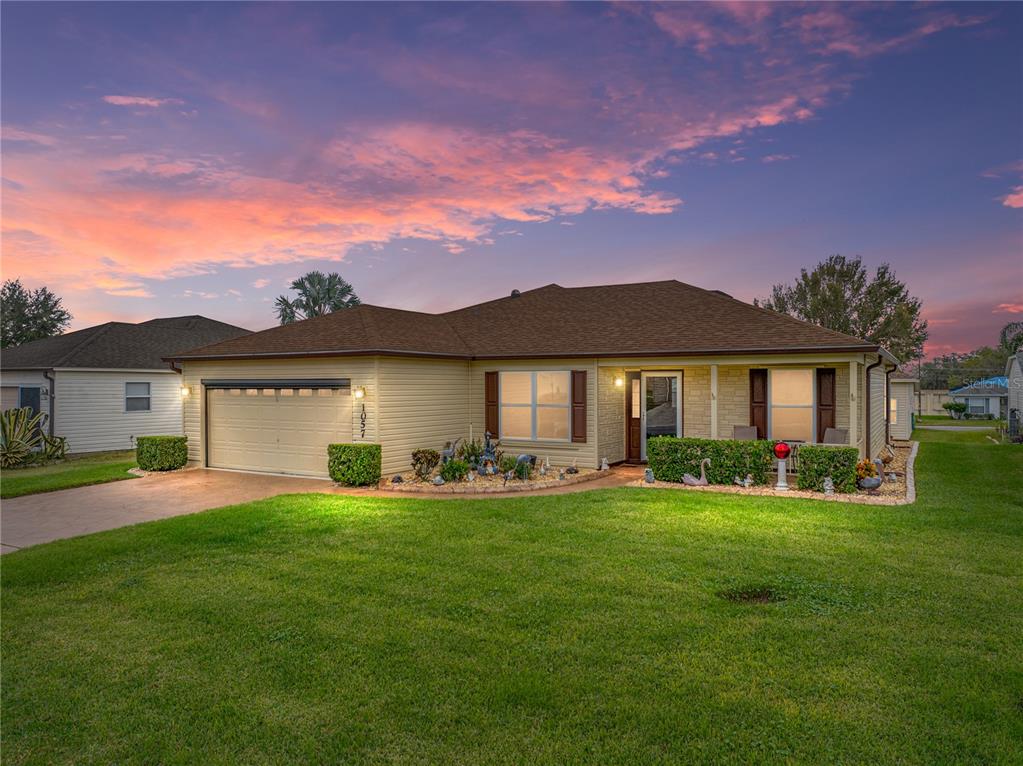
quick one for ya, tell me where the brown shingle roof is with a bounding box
[2,316,251,370]
[170,280,878,361]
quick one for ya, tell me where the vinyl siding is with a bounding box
[869,364,886,457]
[54,370,181,453]
[376,357,470,476]
[0,370,50,421]
[1008,358,1022,417]
[180,357,378,467]
[470,359,598,469]
[889,381,914,440]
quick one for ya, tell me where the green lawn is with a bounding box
[912,426,1003,445]
[2,441,1021,764]
[916,414,1006,428]
[0,450,138,499]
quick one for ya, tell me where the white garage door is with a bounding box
[207,384,353,477]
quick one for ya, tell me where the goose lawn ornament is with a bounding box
[645,468,655,483]
[682,458,710,486]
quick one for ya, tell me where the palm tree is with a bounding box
[275,271,361,325]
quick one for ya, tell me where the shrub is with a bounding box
[439,459,470,482]
[136,436,188,471]
[0,407,46,468]
[796,445,858,493]
[498,454,518,473]
[456,437,484,467]
[646,436,777,485]
[514,459,531,480]
[411,448,440,480]
[328,443,381,486]
[942,401,967,419]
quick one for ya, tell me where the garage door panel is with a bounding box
[208,387,352,477]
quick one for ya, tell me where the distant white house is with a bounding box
[1,316,249,453]
[889,374,917,440]
[949,376,1008,419]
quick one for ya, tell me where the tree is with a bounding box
[275,271,360,325]
[756,255,928,362]
[918,321,1023,389]
[999,321,1023,354]
[1,279,72,348]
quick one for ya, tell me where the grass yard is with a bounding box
[0,450,138,499]
[912,426,1004,445]
[2,440,1021,764]
[915,414,1006,428]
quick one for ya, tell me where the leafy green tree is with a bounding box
[756,255,928,362]
[274,271,361,325]
[999,321,1023,354]
[919,321,1023,389]
[1,279,72,348]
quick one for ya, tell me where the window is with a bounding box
[499,371,570,441]
[890,397,898,425]
[769,369,813,442]
[968,398,986,415]
[125,382,151,412]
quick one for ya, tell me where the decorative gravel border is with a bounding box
[628,441,920,506]
[376,468,604,494]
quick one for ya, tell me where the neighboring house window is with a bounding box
[499,371,570,441]
[125,382,151,412]
[18,387,41,416]
[890,397,898,425]
[968,398,986,415]
[769,369,814,442]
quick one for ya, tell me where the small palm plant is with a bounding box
[0,407,45,468]
[275,271,360,325]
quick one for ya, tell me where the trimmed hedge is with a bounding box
[647,436,777,485]
[328,443,382,486]
[136,436,188,471]
[796,444,858,493]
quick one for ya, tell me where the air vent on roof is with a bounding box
[510,289,521,298]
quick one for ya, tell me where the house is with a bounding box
[888,374,917,440]
[1,316,250,452]
[949,376,1008,419]
[1006,354,1021,435]
[168,280,900,479]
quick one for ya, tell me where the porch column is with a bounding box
[710,364,719,439]
[848,360,859,454]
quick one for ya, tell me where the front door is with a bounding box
[640,372,682,461]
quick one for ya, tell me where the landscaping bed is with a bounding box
[633,441,917,505]
[379,467,602,494]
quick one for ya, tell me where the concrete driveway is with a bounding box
[0,469,348,553]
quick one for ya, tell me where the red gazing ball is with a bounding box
[773,442,791,460]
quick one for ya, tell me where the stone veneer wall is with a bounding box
[597,366,626,464]
[682,366,711,438]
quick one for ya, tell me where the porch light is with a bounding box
[614,377,624,388]
[180,385,191,397]
[353,386,366,399]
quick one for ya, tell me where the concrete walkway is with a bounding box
[0,466,639,553]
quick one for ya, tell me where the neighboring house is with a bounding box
[1,316,250,453]
[1006,354,1022,435]
[169,281,900,479]
[888,374,917,440]
[949,376,1008,419]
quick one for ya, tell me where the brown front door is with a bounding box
[626,372,642,462]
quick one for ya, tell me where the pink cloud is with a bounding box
[1000,185,1023,208]
[994,303,1023,314]
[761,154,795,163]
[251,278,271,289]
[103,95,183,108]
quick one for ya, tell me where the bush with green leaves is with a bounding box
[795,445,858,493]
[942,401,967,419]
[439,459,470,482]
[411,448,440,480]
[514,459,532,480]
[1,407,46,468]
[646,436,777,485]
[456,438,483,467]
[498,454,518,473]
[136,436,188,471]
[328,443,381,486]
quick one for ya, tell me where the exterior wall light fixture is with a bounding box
[353,386,366,399]
[614,377,624,388]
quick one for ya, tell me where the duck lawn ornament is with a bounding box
[645,468,655,483]
[566,459,579,475]
[733,474,753,488]
[682,458,710,486]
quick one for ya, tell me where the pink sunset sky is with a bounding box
[1,2,1020,357]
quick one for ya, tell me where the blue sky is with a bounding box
[2,2,1020,356]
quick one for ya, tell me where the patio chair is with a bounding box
[822,428,848,445]
[732,426,758,440]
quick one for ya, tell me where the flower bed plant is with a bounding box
[328,443,381,486]
[411,449,440,480]
[647,436,777,485]
[795,445,858,493]
[439,458,470,482]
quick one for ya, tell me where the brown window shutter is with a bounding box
[571,370,587,443]
[485,371,499,436]
[816,368,836,442]
[749,369,768,439]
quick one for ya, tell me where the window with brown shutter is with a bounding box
[571,370,587,443]
[749,369,767,439]
[484,371,499,436]
[816,368,836,442]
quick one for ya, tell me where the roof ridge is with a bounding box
[52,322,116,367]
